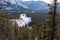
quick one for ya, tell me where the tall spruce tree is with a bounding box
[51,0,57,40]
[45,0,58,40]
[48,0,57,40]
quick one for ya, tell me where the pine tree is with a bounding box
[50,0,57,40]
[31,18,44,40]
[45,0,58,40]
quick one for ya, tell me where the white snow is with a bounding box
[11,13,31,27]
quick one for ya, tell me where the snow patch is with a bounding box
[11,13,31,27]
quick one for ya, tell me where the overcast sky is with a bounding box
[20,0,51,3]
[1,0,60,4]
[21,0,60,3]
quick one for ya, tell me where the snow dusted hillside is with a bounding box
[0,0,60,13]
[23,1,49,11]
[0,0,50,12]
[0,0,29,9]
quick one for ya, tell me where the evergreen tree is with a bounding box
[50,0,57,40]
[45,0,58,40]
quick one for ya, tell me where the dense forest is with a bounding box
[0,0,60,40]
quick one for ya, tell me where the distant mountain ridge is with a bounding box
[0,2,31,12]
[0,0,60,18]
[23,1,49,11]
[0,0,50,12]
[0,0,60,12]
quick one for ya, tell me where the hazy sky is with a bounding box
[2,0,60,4]
[21,0,60,3]
[21,0,40,1]
[20,0,51,3]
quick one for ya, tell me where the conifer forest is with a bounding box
[0,0,60,40]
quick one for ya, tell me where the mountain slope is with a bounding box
[0,0,50,11]
[23,1,50,11]
[0,1,31,12]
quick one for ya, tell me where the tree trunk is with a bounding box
[51,0,57,40]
